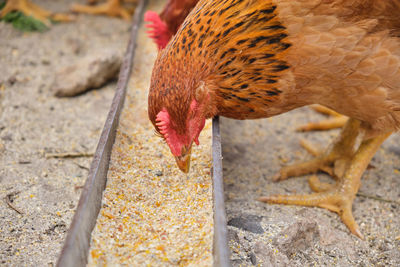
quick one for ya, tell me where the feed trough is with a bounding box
[56,0,230,266]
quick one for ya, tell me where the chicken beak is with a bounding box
[174,145,192,173]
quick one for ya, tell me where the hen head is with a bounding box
[148,52,214,172]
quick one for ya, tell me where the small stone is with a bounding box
[228,228,240,243]
[272,219,320,257]
[66,38,83,55]
[1,134,12,141]
[231,259,245,265]
[8,75,17,85]
[388,146,400,157]
[228,214,264,234]
[254,242,290,267]
[248,252,257,265]
[41,59,51,65]
[154,170,163,176]
[52,49,122,97]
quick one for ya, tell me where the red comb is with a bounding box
[144,11,172,50]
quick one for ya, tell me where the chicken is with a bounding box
[144,0,349,132]
[71,0,135,21]
[147,0,400,238]
[144,0,351,133]
[0,0,73,24]
[145,0,198,49]
[296,104,349,131]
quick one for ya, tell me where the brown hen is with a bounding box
[145,0,199,49]
[148,0,400,238]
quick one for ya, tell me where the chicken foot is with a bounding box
[297,105,348,132]
[261,119,391,238]
[71,0,133,21]
[274,118,361,181]
[0,0,74,24]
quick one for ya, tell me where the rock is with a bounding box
[66,38,83,55]
[388,146,400,157]
[228,214,264,234]
[254,241,290,267]
[154,170,163,176]
[1,133,13,141]
[295,208,337,246]
[231,259,245,265]
[248,252,257,265]
[293,208,362,262]
[52,49,122,97]
[8,75,18,85]
[228,228,240,243]
[272,219,320,257]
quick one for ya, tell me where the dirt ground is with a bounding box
[222,112,400,266]
[0,0,131,265]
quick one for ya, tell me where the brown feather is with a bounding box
[160,0,199,35]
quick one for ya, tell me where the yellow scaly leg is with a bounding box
[297,104,348,132]
[71,0,133,21]
[0,0,74,24]
[274,118,361,181]
[260,125,391,238]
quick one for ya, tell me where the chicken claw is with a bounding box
[0,0,74,25]
[307,175,334,192]
[297,105,348,132]
[71,0,132,21]
[259,188,364,239]
[274,119,360,181]
[262,119,390,238]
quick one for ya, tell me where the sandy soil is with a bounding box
[0,1,131,265]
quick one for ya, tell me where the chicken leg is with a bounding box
[260,118,391,238]
[297,105,348,132]
[71,0,133,21]
[0,0,74,24]
[275,118,361,181]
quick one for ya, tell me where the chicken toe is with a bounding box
[308,175,334,192]
[261,130,390,238]
[0,0,74,24]
[259,189,363,238]
[274,118,361,181]
[71,0,132,21]
[297,105,348,132]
